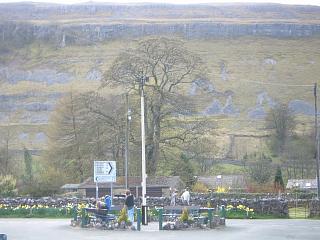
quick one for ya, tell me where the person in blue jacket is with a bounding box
[104,195,112,211]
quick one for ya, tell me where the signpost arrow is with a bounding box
[108,162,113,175]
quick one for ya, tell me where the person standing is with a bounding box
[104,195,112,211]
[125,190,135,224]
[170,189,177,206]
[181,188,190,205]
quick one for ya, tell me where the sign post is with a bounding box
[95,181,98,201]
[94,161,116,202]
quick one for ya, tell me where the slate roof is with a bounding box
[77,176,184,189]
[60,184,80,189]
[286,179,317,189]
[197,175,246,189]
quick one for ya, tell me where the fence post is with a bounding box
[158,208,163,230]
[220,205,226,218]
[73,206,77,221]
[208,208,213,229]
[80,208,86,228]
[137,208,141,231]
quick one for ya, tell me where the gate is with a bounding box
[288,200,310,219]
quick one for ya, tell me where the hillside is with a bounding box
[0,2,319,160]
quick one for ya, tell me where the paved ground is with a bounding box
[0,219,320,240]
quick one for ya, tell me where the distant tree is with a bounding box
[186,137,218,174]
[102,37,208,175]
[244,152,273,184]
[46,91,127,183]
[46,91,93,183]
[171,153,195,187]
[0,126,15,175]
[0,175,17,197]
[282,134,315,179]
[23,148,33,185]
[265,104,295,155]
[81,92,126,172]
[274,166,284,196]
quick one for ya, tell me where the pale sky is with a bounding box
[0,0,320,6]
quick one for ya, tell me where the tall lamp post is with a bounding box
[314,83,320,199]
[140,76,148,225]
[125,93,131,190]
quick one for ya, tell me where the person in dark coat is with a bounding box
[125,190,135,223]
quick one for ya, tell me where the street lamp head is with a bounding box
[141,76,149,84]
[138,76,149,91]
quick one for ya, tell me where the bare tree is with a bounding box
[46,91,127,182]
[0,126,13,175]
[265,104,296,155]
[102,37,208,175]
[283,134,315,179]
[243,152,273,184]
[46,91,92,182]
[185,136,218,174]
[81,92,127,175]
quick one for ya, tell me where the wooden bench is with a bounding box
[161,206,216,224]
[162,206,209,223]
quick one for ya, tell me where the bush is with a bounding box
[180,208,189,222]
[192,182,208,193]
[0,175,17,197]
[118,207,128,224]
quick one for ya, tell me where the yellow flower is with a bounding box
[226,205,234,210]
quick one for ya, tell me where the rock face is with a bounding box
[86,68,103,82]
[0,67,73,85]
[220,61,228,81]
[1,22,320,48]
[1,3,320,47]
[289,100,314,116]
[248,91,275,119]
[205,96,239,116]
[0,92,63,125]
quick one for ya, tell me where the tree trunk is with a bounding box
[146,104,161,175]
[70,92,84,182]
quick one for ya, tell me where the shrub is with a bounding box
[215,186,228,193]
[180,208,189,222]
[192,182,208,193]
[118,207,128,224]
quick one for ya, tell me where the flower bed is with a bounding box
[0,203,74,218]
[226,204,254,219]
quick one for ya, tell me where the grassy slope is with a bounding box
[0,36,319,156]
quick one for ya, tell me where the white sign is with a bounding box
[94,161,116,183]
